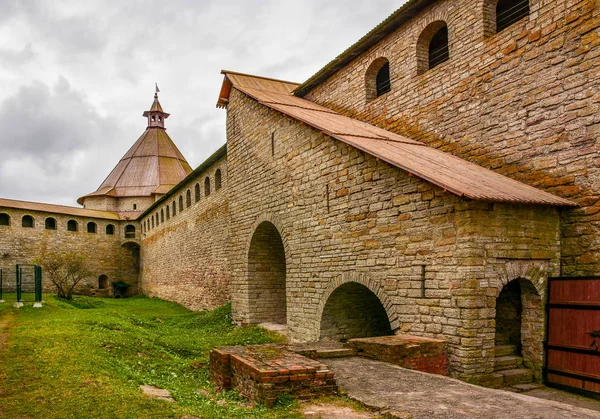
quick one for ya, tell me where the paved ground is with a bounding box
[325,357,600,419]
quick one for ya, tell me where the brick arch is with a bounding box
[482,0,501,37]
[496,260,548,298]
[365,56,390,103]
[316,272,399,339]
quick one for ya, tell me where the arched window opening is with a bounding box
[365,57,390,102]
[22,215,34,228]
[0,213,10,226]
[133,203,137,210]
[215,169,222,191]
[195,183,201,202]
[179,195,184,211]
[496,0,529,33]
[67,220,78,232]
[429,26,449,70]
[186,190,191,207]
[172,201,177,216]
[204,177,211,196]
[87,222,97,234]
[166,205,170,220]
[161,208,165,223]
[45,217,57,230]
[376,62,391,97]
[98,275,108,289]
[247,222,287,324]
[125,224,136,239]
[106,224,115,235]
[155,213,159,226]
[151,217,155,229]
[320,282,392,342]
[416,21,449,74]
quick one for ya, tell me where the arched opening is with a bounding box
[497,0,529,33]
[67,219,78,232]
[247,221,286,324]
[215,169,222,191]
[161,208,165,223]
[45,217,56,230]
[195,183,201,202]
[186,189,191,207]
[172,201,177,216]
[166,205,170,220]
[416,21,449,74]
[125,224,136,239]
[155,213,160,226]
[87,222,97,234]
[0,213,10,226]
[365,57,391,102]
[179,195,184,211]
[98,275,108,289]
[494,278,543,379]
[22,215,34,228]
[204,177,211,196]
[106,224,115,235]
[151,217,155,228]
[320,282,392,342]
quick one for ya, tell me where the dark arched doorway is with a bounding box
[247,221,286,324]
[495,278,543,379]
[320,282,392,342]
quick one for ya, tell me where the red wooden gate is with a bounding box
[546,276,600,394]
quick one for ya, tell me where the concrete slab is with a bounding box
[325,357,600,418]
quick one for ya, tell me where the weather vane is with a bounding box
[155,83,160,94]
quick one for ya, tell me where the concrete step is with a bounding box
[494,344,518,357]
[494,355,523,371]
[316,348,355,358]
[496,368,533,386]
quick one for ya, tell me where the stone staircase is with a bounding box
[493,344,540,391]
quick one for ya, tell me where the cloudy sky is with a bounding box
[0,0,403,206]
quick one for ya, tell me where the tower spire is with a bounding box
[143,86,169,129]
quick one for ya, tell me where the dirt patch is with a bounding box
[140,385,175,402]
[326,357,600,419]
[0,311,14,352]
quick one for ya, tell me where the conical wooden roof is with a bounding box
[78,96,192,204]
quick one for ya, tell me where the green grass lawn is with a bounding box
[0,294,303,419]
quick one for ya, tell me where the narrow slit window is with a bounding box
[215,169,222,191]
[172,201,177,216]
[205,177,211,196]
[166,205,170,220]
[186,190,191,207]
[376,62,391,97]
[195,183,201,202]
[179,196,184,211]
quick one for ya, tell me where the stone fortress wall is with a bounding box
[139,149,230,311]
[225,89,561,383]
[0,207,140,295]
[302,0,600,276]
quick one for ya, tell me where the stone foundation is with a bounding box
[210,344,337,407]
[348,335,449,376]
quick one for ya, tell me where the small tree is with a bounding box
[36,252,91,300]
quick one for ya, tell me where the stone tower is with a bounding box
[78,92,192,218]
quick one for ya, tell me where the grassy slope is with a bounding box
[0,295,301,419]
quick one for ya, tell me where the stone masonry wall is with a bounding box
[226,88,561,381]
[303,0,600,276]
[139,155,230,311]
[0,208,139,296]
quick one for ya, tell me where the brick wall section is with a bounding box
[303,0,600,276]
[139,156,230,311]
[0,208,139,295]
[226,88,561,383]
[348,335,449,376]
[210,345,337,407]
